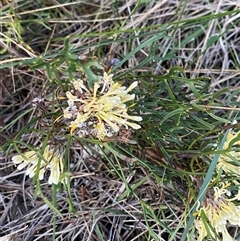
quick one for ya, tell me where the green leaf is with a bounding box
[159,108,186,125]
[206,34,219,49]
[42,195,63,218]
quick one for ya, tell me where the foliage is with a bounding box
[1,1,240,241]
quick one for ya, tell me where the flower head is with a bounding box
[63,72,142,139]
[216,130,240,175]
[194,182,240,241]
[12,145,65,185]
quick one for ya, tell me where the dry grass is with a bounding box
[1,1,240,241]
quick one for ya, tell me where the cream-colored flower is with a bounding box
[95,121,108,140]
[194,182,240,241]
[216,130,240,175]
[63,72,142,139]
[12,145,65,185]
[48,150,64,184]
[100,72,113,93]
[66,91,82,107]
[72,79,89,94]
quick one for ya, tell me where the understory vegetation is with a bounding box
[0,1,240,241]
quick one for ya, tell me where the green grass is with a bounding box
[1,1,240,241]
